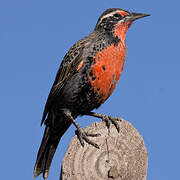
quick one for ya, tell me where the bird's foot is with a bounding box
[85,112,122,134]
[102,115,122,133]
[75,127,100,149]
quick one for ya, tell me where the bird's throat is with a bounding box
[114,22,131,45]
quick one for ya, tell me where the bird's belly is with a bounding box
[88,43,126,103]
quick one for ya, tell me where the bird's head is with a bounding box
[95,8,150,42]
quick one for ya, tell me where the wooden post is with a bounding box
[60,119,148,180]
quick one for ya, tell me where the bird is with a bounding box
[34,8,149,179]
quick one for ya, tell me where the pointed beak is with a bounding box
[125,13,150,22]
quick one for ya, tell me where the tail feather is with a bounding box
[34,117,71,179]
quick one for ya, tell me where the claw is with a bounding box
[85,112,122,134]
[109,117,120,133]
[102,115,122,133]
[103,116,110,129]
[75,127,100,149]
[83,135,100,149]
[85,132,101,137]
[75,129,85,147]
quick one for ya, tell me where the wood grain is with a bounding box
[60,119,148,180]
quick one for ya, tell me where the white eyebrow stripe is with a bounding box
[97,10,120,26]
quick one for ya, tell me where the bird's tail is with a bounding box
[34,116,71,179]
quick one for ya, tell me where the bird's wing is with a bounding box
[41,40,87,125]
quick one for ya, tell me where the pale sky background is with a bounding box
[1,0,180,180]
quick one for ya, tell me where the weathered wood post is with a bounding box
[60,119,148,180]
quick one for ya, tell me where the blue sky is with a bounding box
[1,0,180,180]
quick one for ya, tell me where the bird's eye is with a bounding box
[114,13,122,18]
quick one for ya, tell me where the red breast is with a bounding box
[88,22,130,103]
